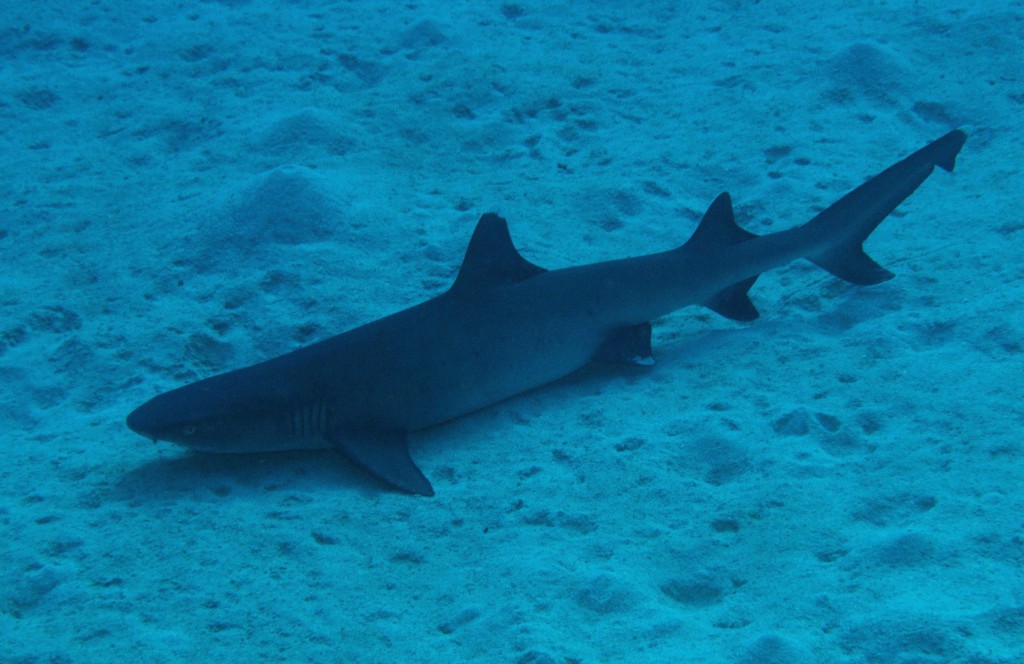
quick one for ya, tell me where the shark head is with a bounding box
[126,368,307,453]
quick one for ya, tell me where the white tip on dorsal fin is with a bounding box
[451,213,546,292]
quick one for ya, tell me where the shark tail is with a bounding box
[802,129,967,285]
[684,130,965,321]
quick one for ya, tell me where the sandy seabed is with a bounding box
[1,1,1022,662]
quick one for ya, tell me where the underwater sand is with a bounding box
[1,1,1022,662]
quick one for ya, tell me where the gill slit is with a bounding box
[293,401,329,439]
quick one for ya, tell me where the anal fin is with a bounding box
[703,276,760,321]
[330,428,434,497]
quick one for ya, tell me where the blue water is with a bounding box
[2,1,1021,662]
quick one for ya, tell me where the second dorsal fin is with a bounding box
[683,193,757,252]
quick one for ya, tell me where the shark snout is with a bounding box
[125,387,204,445]
[126,400,171,442]
[125,406,151,440]
[125,376,283,453]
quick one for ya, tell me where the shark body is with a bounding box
[127,130,966,496]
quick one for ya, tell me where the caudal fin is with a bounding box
[805,130,967,285]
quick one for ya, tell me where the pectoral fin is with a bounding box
[330,428,434,497]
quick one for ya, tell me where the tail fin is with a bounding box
[805,130,966,285]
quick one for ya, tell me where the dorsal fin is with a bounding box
[683,193,757,252]
[451,213,546,292]
[684,194,761,321]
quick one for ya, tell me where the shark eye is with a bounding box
[183,424,197,436]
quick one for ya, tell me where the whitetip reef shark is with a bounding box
[127,130,967,496]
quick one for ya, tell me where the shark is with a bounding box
[127,130,967,496]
